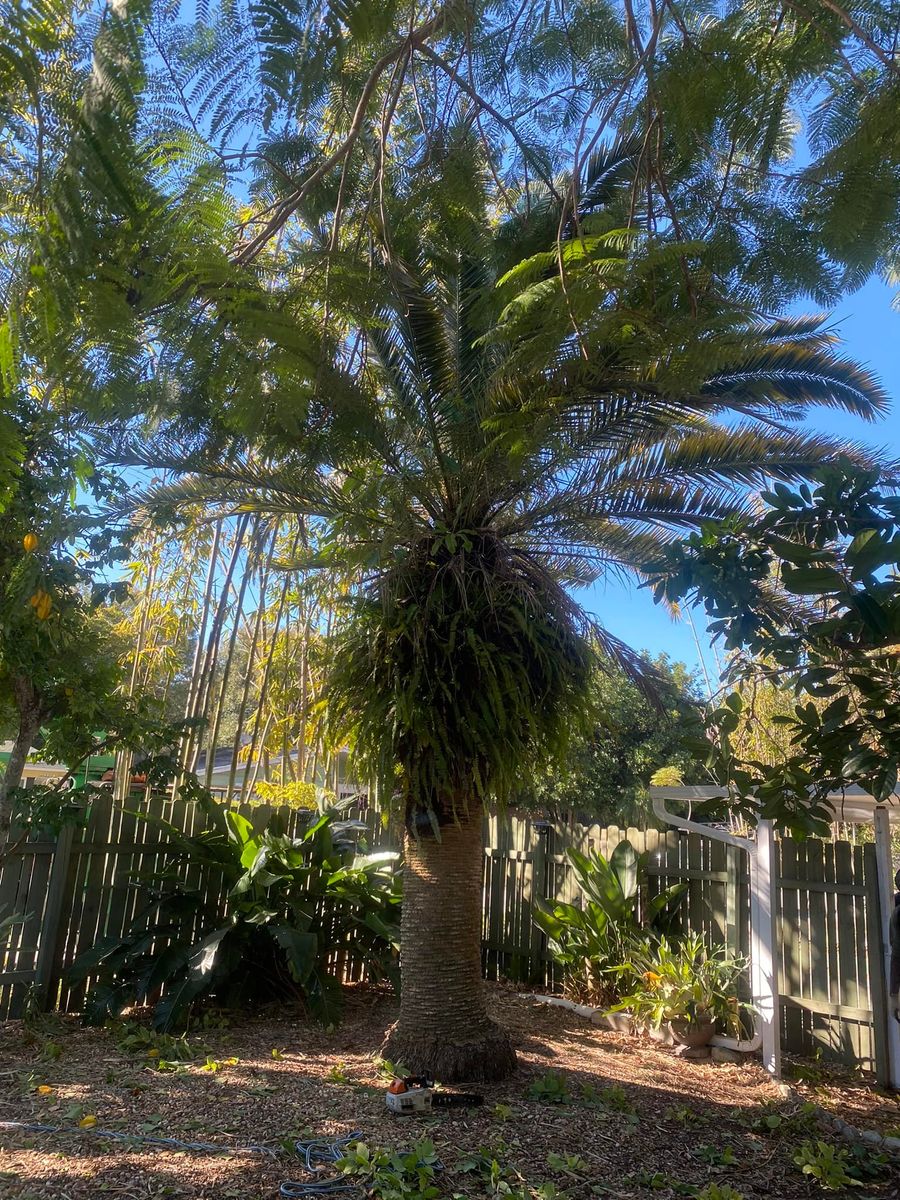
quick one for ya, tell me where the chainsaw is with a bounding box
[385,1075,483,1115]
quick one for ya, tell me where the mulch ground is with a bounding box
[784,1052,900,1139]
[1,985,897,1200]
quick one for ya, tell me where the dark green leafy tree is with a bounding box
[0,403,169,831]
[646,464,900,835]
[517,655,703,826]
[0,0,171,831]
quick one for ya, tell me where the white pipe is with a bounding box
[750,819,781,1076]
[711,1027,761,1053]
[651,791,752,852]
[522,995,597,1019]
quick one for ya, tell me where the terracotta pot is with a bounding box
[667,1016,715,1048]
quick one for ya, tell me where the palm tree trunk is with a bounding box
[382,814,516,1081]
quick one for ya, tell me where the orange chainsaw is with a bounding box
[385,1076,483,1115]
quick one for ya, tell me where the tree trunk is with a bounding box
[0,678,43,832]
[382,814,517,1081]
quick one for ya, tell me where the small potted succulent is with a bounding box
[610,934,748,1049]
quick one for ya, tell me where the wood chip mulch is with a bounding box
[1,986,897,1200]
[783,1051,900,1139]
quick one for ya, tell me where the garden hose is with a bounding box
[0,1120,279,1156]
[280,1133,367,1197]
[0,1120,365,1196]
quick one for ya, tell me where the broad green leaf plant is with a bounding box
[610,933,749,1035]
[533,838,687,1006]
[71,793,400,1028]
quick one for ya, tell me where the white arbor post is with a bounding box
[873,805,900,1089]
[748,819,780,1078]
[651,790,779,1070]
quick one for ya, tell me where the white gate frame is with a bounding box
[651,788,779,1076]
[873,806,900,1088]
[651,786,900,1085]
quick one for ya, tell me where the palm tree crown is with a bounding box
[139,148,889,823]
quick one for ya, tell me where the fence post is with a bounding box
[32,820,76,1012]
[870,809,899,1087]
[725,843,739,952]
[528,822,549,985]
[750,820,781,1077]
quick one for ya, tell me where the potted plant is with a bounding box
[610,934,748,1048]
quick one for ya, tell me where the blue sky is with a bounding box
[573,276,900,682]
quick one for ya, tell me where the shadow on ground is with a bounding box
[1,988,897,1200]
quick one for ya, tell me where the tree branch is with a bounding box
[232,9,451,266]
[415,43,561,200]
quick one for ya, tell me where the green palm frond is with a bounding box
[492,138,641,272]
[125,458,345,522]
[700,336,890,421]
[603,424,892,491]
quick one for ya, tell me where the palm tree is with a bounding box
[130,145,888,1080]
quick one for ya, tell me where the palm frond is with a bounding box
[701,334,890,421]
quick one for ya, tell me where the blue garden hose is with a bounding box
[0,1120,279,1156]
[0,1121,364,1196]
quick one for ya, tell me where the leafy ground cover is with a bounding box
[0,988,897,1200]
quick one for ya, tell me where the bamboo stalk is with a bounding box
[176,519,223,788]
[194,517,251,722]
[226,526,278,797]
[239,527,301,801]
[203,517,260,789]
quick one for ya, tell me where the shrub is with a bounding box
[793,1141,865,1191]
[532,838,686,1005]
[611,933,748,1032]
[527,1070,571,1105]
[338,1140,441,1199]
[251,780,321,809]
[70,794,400,1028]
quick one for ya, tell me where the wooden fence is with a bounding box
[0,792,391,1021]
[480,815,891,1076]
[777,838,887,1074]
[0,796,892,1076]
[480,814,751,986]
